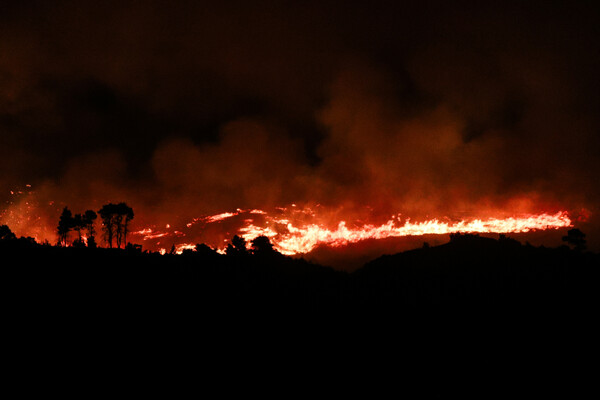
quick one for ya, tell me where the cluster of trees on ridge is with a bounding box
[0,201,282,256]
[53,201,287,256]
[0,216,282,258]
[56,202,134,249]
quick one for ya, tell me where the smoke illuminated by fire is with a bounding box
[0,2,598,265]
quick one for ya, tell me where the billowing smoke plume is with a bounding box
[1,1,599,252]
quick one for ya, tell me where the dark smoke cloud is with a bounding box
[1,1,599,248]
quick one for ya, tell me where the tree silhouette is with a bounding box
[98,203,117,248]
[72,213,84,245]
[83,210,97,244]
[98,202,134,249]
[115,203,134,248]
[0,225,16,240]
[251,235,276,256]
[57,207,74,246]
[195,243,218,257]
[86,235,97,249]
[226,235,248,256]
[562,228,586,251]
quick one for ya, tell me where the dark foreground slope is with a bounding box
[357,235,600,315]
[2,235,598,320]
[1,243,349,321]
[2,236,599,396]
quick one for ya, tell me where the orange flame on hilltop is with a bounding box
[0,184,578,256]
[132,206,573,255]
[236,211,572,255]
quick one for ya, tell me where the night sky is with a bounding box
[1,1,599,252]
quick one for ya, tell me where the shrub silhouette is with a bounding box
[251,235,277,256]
[195,243,219,257]
[562,228,586,251]
[226,235,248,256]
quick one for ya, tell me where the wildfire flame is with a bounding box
[133,207,572,255]
[0,184,576,256]
[237,210,571,255]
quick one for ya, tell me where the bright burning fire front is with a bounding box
[0,185,576,256]
[133,208,573,255]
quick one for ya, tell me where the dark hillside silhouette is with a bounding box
[355,233,599,317]
[1,228,597,317]
[2,225,598,391]
[0,225,16,240]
